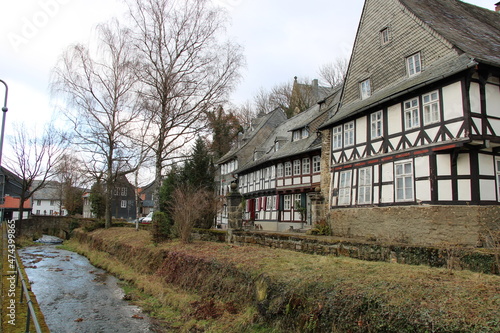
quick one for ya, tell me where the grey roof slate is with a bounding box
[238,88,342,173]
[322,54,477,127]
[400,0,500,66]
[322,0,500,129]
[216,107,287,164]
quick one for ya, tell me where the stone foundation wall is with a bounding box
[327,205,500,247]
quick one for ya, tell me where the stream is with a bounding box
[18,241,157,333]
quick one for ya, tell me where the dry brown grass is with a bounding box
[69,227,500,332]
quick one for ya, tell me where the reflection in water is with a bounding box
[19,245,154,333]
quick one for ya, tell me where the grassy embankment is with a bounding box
[63,227,500,333]
[0,223,50,333]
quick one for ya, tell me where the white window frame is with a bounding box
[294,194,302,210]
[404,97,420,130]
[302,158,311,175]
[360,79,371,100]
[302,127,309,139]
[344,121,355,147]
[284,195,292,210]
[277,163,284,178]
[407,52,422,76]
[338,170,352,206]
[285,162,292,177]
[332,125,342,149]
[371,111,383,139]
[423,91,440,125]
[395,161,414,202]
[358,167,372,205]
[293,130,301,141]
[313,156,321,173]
[293,160,301,176]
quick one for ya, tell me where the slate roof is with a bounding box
[321,0,500,129]
[32,180,66,201]
[322,54,477,127]
[238,87,342,173]
[401,0,500,67]
[217,107,287,164]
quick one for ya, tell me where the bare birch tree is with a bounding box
[126,0,244,211]
[51,20,148,228]
[5,123,67,221]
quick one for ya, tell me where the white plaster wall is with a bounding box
[480,179,497,201]
[478,154,494,176]
[387,104,402,135]
[486,83,500,118]
[457,179,472,201]
[356,116,367,143]
[457,153,470,176]
[442,82,464,121]
[469,82,481,114]
[436,154,451,176]
[438,180,453,201]
[415,156,430,178]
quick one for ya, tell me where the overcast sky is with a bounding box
[0,0,496,138]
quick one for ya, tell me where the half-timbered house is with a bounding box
[319,0,500,245]
[236,87,340,231]
[216,108,287,227]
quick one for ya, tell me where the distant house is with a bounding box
[318,0,500,245]
[81,175,137,221]
[32,180,68,216]
[0,166,31,220]
[111,175,137,221]
[137,181,155,217]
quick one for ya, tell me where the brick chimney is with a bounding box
[496,2,500,12]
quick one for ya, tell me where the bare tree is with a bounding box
[5,123,67,221]
[52,20,147,228]
[318,58,349,88]
[171,186,211,243]
[126,0,244,211]
[54,153,86,215]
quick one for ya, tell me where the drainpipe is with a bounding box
[0,79,8,222]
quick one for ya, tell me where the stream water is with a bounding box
[19,243,157,333]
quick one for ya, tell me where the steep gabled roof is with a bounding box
[239,87,342,173]
[216,107,287,164]
[400,0,500,66]
[322,0,500,129]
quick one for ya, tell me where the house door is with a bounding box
[249,199,256,221]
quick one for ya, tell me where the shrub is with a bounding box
[151,211,171,244]
[309,219,332,236]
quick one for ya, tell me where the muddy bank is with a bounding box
[19,245,156,333]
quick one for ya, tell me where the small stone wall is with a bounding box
[326,205,500,247]
[191,229,499,275]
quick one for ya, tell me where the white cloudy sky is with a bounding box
[0,0,496,138]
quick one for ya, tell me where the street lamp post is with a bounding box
[0,79,9,166]
[0,79,8,222]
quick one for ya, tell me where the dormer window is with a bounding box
[406,52,422,76]
[292,127,310,141]
[380,27,390,45]
[302,127,309,139]
[360,79,371,100]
